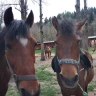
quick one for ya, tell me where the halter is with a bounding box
[57,55,84,74]
[5,53,38,88]
[57,55,87,96]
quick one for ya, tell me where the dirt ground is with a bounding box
[9,53,96,96]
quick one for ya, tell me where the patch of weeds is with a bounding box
[6,84,19,96]
[41,84,58,96]
[88,81,96,91]
[38,64,49,71]
[36,69,55,82]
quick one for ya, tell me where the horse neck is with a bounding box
[0,55,7,72]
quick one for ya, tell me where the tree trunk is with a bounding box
[20,0,27,20]
[39,0,45,61]
[75,0,81,21]
[82,0,88,50]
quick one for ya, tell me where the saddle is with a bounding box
[51,51,92,73]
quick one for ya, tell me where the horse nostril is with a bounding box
[73,75,79,82]
[20,88,32,96]
[59,74,79,88]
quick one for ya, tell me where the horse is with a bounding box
[51,17,94,96]
[0,7,40,96]
[91,40,96,53]
[45,45,51,59]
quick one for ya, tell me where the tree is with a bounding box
[75,0,81,21]
[19,0,28,20]
[82,0,88,50]
[39,0,45,61]
[89,11,94,24]
[44,17,49,24]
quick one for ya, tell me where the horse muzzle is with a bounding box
[59,74,79,89]
[20,84,40,96]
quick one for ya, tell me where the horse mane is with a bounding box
[59,19,75,36]
[5,20,30,40]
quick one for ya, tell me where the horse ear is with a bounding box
[76,18,88,31]
[26,10,34,28]
[4,7,14,26]
[52,16,59,31]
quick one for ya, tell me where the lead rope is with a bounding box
[78,83,88,96]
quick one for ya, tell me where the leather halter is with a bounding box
[5,53,37,87]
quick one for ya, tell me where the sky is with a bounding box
[1,0,96,22]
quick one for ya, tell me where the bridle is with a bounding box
[5,53,38,88]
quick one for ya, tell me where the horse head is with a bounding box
[3,7,40,96]
[52,16,87,89]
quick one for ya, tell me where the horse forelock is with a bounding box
[5,20,29,41]
[59,19,75,36]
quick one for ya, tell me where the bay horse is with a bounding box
[0,7,40,96]
[45,46,51,59]
[51,17,94,96]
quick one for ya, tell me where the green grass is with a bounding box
[41,85,57,96]
[36,67,56,83]
[6,85,19,96]
[88,81,96,91]
[35,49,41,54]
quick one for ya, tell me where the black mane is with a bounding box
[5,20,29,40]
[59,19,75,36]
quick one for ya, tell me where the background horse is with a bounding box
[51,17,94,96]
[45,46,51,59]
[91,40,96,53]
[0,7,40,96]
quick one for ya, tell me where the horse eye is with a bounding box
[6,44,12,49]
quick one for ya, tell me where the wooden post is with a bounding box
[39,0,45,61]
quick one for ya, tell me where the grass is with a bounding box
[6,85,20,96]
[88,81,96,91]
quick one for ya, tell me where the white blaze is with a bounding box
[19,37,28,46]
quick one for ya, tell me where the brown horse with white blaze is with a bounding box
[0,7,40,96]
[51,17,94,96]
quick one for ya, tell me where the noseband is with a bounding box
[5,54,38,88]
[57,55,84,74]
